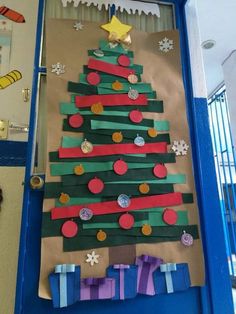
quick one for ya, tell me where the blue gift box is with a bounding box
[107,264,138,300]
[49,264,81,308]
[153,263,191,294]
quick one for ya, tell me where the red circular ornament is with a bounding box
[119,213,134,229]
[129,110,143,124]
[163,208,178,225]
[113,160,128,175]
[86,72,101,85]
[88,177,104,194]
[153,164,167,178]
[118,54,130,67]
[68,113,84,128]
[61,220,78,238]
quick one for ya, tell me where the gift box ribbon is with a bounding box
[55,264,75,308]
[83,277,106,299]
[113,264,130,300]
[160,263,177,293]
[138,255,163,295]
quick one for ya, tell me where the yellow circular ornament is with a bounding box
[74,164,85,176]
[139,183,150,194]
[97,230,107,242]
[112,131,123,143]
[112,80,123,91]
[81,139,93,154]
[59,193,70,204]
[91,102,104,115]
[148,128,158,138]
[141,224,152,236]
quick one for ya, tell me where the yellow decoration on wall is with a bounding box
[101,16,132,41]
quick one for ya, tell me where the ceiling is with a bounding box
[195,0,236,96]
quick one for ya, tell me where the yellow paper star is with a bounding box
[101,16,132,40]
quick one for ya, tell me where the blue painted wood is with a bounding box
[14,0,234,313]
[0,140,27,166]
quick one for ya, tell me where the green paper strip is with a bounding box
[68,81,98,95]
[83,210,189,229]
[61,171,186,187]
[79,73,142,84]
[63,225,199,251]
[88,49,134,58]
[49,151,175,163]
[44,182,174,198]
[60,100,164,114]
[91,119,169,131]
[61,133,170,146]
[99,39,129,54]
[97,88,154,96]
[91,55,134,66]
[51,160,169,176]
[97,83,153,94]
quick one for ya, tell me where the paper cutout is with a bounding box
[128,73,138,84]
[181,230,194,246]
[119,213,134,230]
[162,208,178,225]
[172,140,189,156]
[0,6,25,23]
[51,62,65,75]
[154,263,191,295]
[51,193,184,219]
[117,194,131,208]
[61,220,78,238]
[136,255,163,295]
[93,49,104,57]
[159,263,177,293]
[91,102,104,114]
[49,264,80,308]
[129,110,143,123]
[59,193,70,204]
[87,72,101,85]
[76,93,147,108]
[118,54,130,67]
[80,277,115,300]
[153,164,167,178]
[134,134,145,147]
[61,0,160,17]
[80,139,93,154]
[0,69,22,89]
[97,229,107,241]
[113,159,128,175]
[59,142,167,158]
[101,16,132,41]
[88,177,105,194]
[88,58,135,79]
[107,264,138,300]
[159,37,174,53]
[86,251,100,266]
[79,207,93,221]
[73,21,83,30]
[68,113,84,128]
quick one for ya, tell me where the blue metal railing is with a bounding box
[208,86,236,277]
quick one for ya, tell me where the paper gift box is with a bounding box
[80,277,115,301]
[107,264,138,300]
[136,254,163,296]
[154,263,191,294]
[48,264,81,308]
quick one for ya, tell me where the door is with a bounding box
[14,1,234,313]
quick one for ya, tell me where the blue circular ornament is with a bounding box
[134,135,145,147]
[79,207,93,221]
[117,194,131,208]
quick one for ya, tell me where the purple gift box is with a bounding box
[136,254,163,296]
[80,277,115,301]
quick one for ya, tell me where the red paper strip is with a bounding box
[51,192,183,219]
[75,94,148,108]
[59,142,167,158]
[88,58,135,78]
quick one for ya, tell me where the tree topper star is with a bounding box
[86,251,100,266]
[101,16,132,40]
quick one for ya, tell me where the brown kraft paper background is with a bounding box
[39,18,205,299]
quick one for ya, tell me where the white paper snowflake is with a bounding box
[86,251,100,266]
[51,62,65,75]
[171,140,189,156]
[73,21,84,31]
[159,37,174,53]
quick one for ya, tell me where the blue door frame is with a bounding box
[14,0,234,313]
